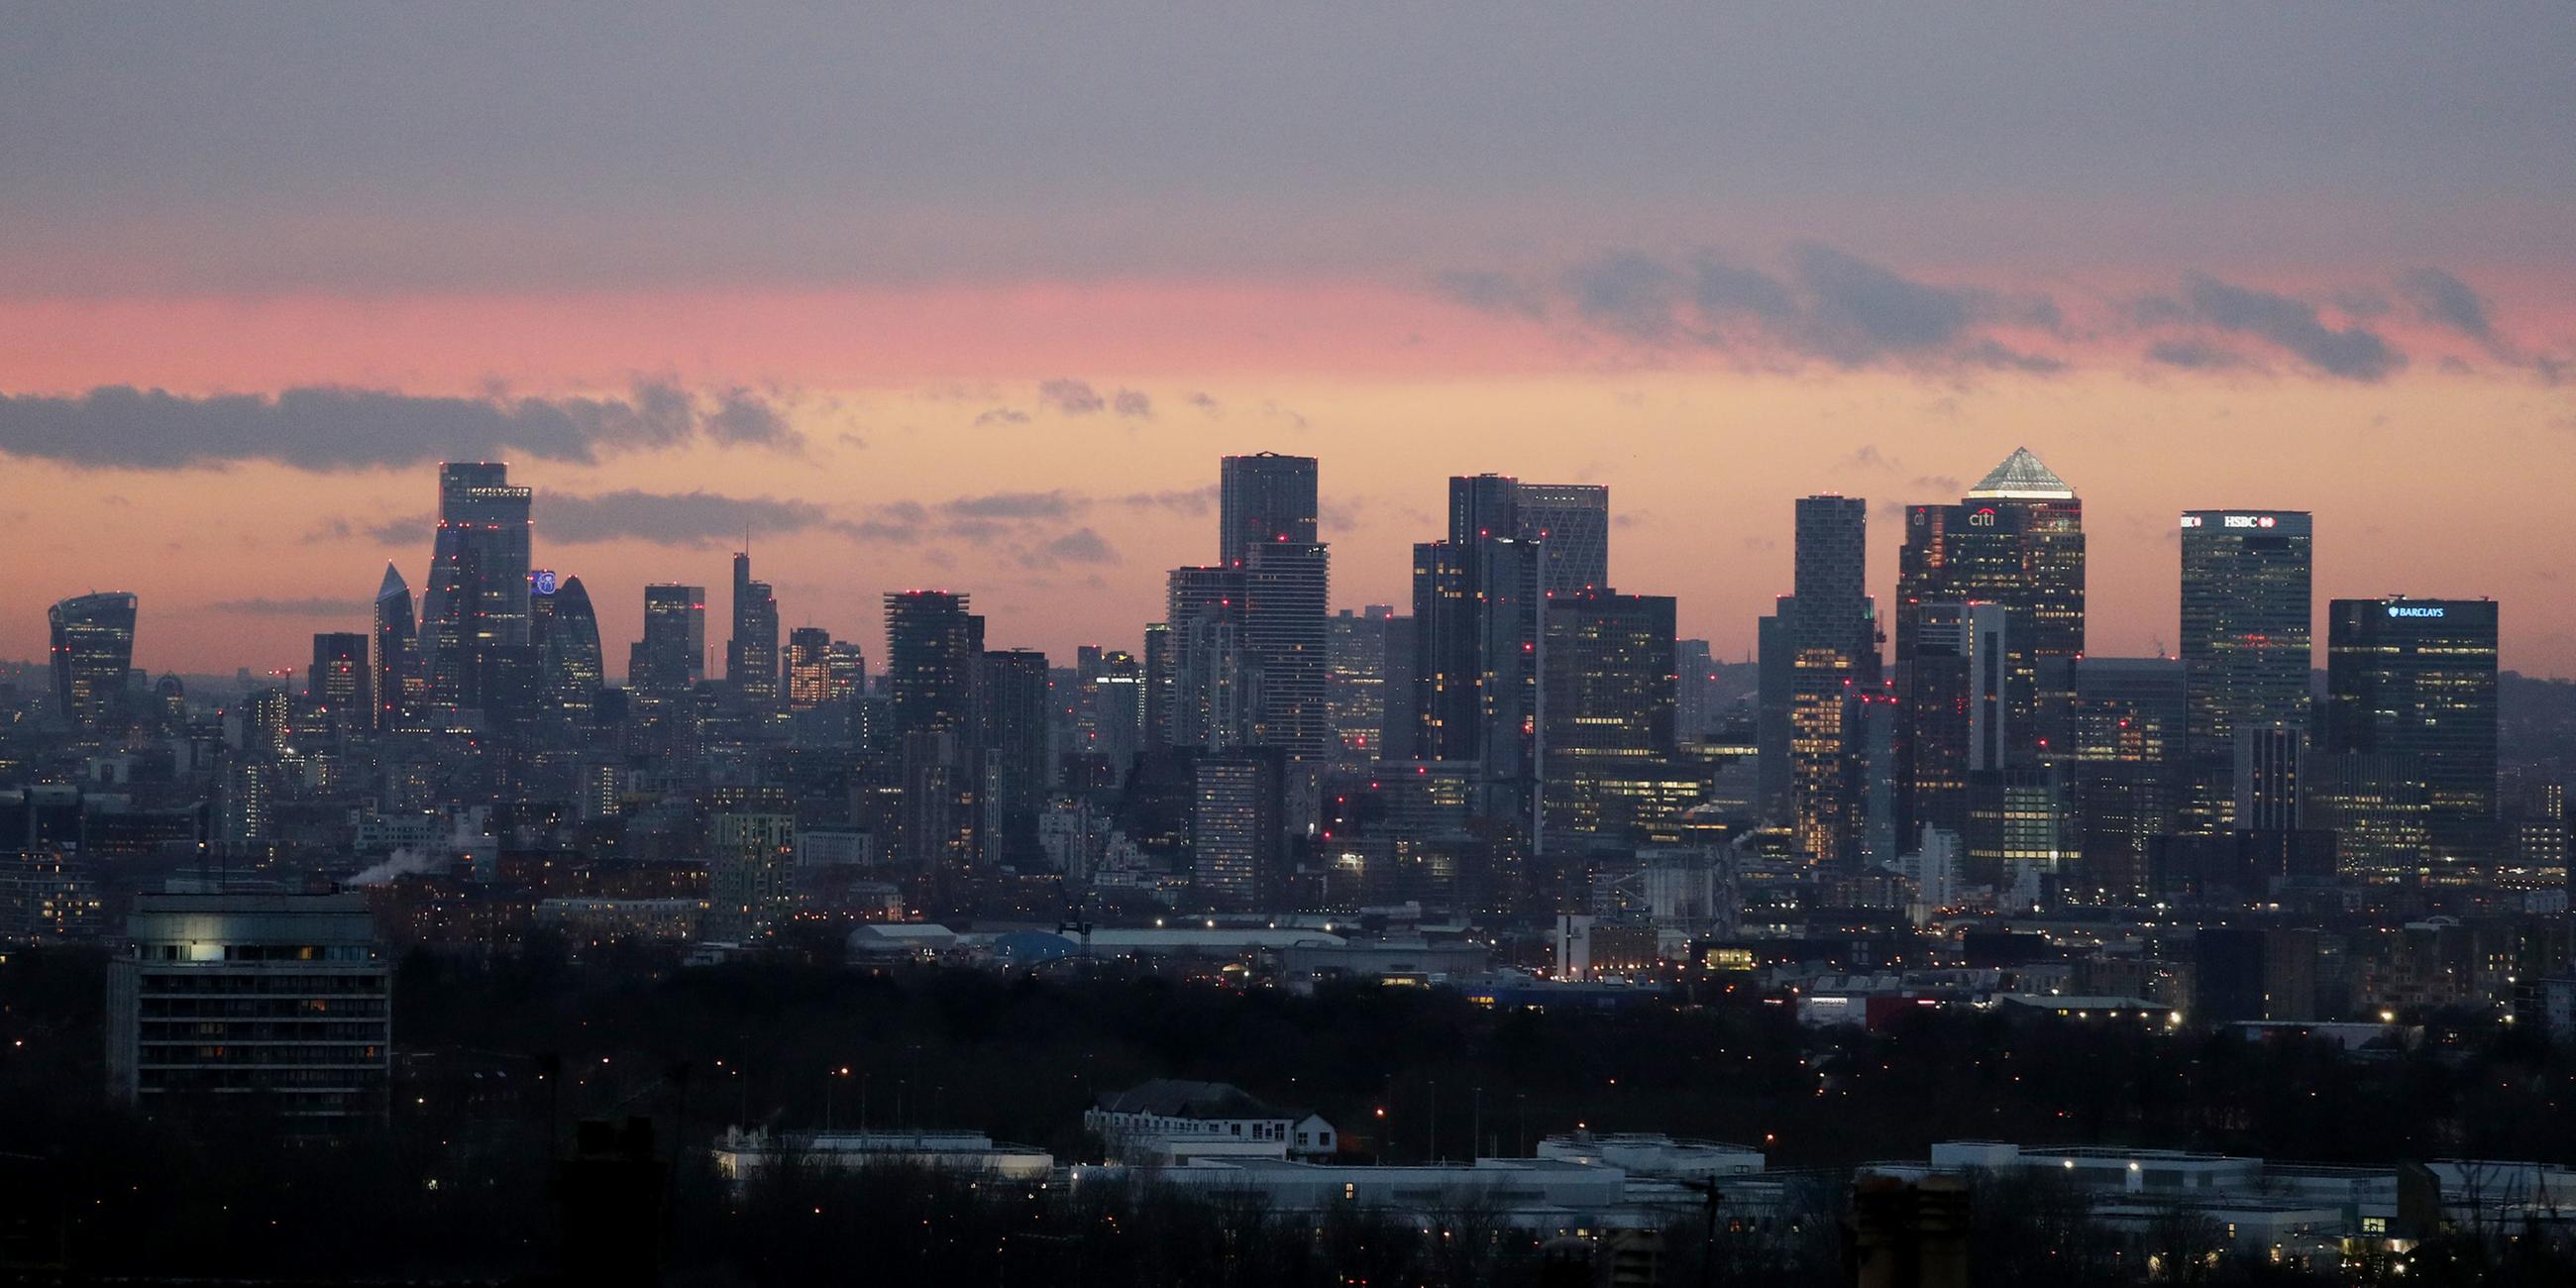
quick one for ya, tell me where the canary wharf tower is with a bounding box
[1894,448,2086,768]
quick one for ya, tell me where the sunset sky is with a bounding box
[4,4,2572,679]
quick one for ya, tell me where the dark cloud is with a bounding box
[1037,378,1108,416]
[1035,527,1118,566]
[1791,244,1981,361]
[1563,252,1686,341]
[704,385,795,447]
[205,596,371,618]
[1692,259,1798,324]
[1185,391,1224,417]
[1117,486,1219,515]
[941,490,1082,521]
[2397,268,2496,343]
[1431,269,1550,320]
[2173,275,2404,380]
[1523,244,2063,372]
[972,407,1031,426]
[2147,339,2255,371]
[0,380,794,472]
[541,489,841,548]
[1112,388,1153,419]
[363,512,433,545]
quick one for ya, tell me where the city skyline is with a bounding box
[2,6,2574,677]
[8,443,2561,686]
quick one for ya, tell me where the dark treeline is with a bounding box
[5,942,2576,1283]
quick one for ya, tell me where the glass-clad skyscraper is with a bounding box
[49,590,138,731]
[2325,597,2499,862]
[2181,510,2312,831]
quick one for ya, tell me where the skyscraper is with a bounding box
[1328,607,1394,770]
[1411,476,1544,837]
[630,585,706,699]
[418,462,532,709]
[1165,566,1248,751]
[1515,483,1610,598]
[1893,600,2008,844]
[2181,510,2313,831]
[1241,540,1332,762]
[48,591,138,731]
[306,632,371,728]
[2326,597,2500,861]
[884,590,983,737]
[1896,448,2085,766]
[1789,495,1876,865]
[978,648,1052,861]
[786,627,834,710]
[1755,600,1794,825]
[372,565,420,732]
[1219,452,1319,564]
[1541,590,1679,840]
[727,550,781,707]
[535,573,602,722]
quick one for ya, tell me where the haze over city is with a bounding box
[3,3,2574,677]
[9,7,2576,1287]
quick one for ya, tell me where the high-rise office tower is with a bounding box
[884,590,983,737]
[372,566,420,732]
[1377,614,1418,765]
[1165,566,1249,750]
[1328,607,1394,770]
[630,585,706,699]
[1190,750,1284,909]
[533,573,602,722]
[2326,597,2500,861]
[1895,448,2085,766]
[978,648,1052,862]
[1673,639,1720,744]
[306,632,371,728]
[2181,510,2313,831]
[1789,495,1877,865]
[1412,476,1545,837]
[886,591,985,870]
[1893,601,2008,844]
[1219,452,1320,564]
[1092,649,1146,778]
[418,463,532,709]
[1541,590,1679,840]
[2233,726,2305,832]
[1755,601,1794,825]
[1242,541,1331,761]
[727,551,781,707]
[785,627,834,709]
[2060,656,2186,901]
[49,591,138,731]
[1516,483,1610,598]
[1140,622,1175,749]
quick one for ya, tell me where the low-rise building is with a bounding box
[1086,1078,1338,1162]
[106,891,391,1118]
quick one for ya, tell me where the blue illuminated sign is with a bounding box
[2386,604,2443,619]
[532,570,558,596]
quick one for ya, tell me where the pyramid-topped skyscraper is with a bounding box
[1966,446,2077,501]
[1892,448,2088,850]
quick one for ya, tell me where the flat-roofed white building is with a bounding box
[107,891,391,1118]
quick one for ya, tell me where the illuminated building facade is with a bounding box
[1895,448,2085,768]
[107,893,391,1118]
[1516,483,1610,598]
[1541,590,1678,841]
[2326,597,2500,862]
[2181,510,2312,831]
[48,590,138,731]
